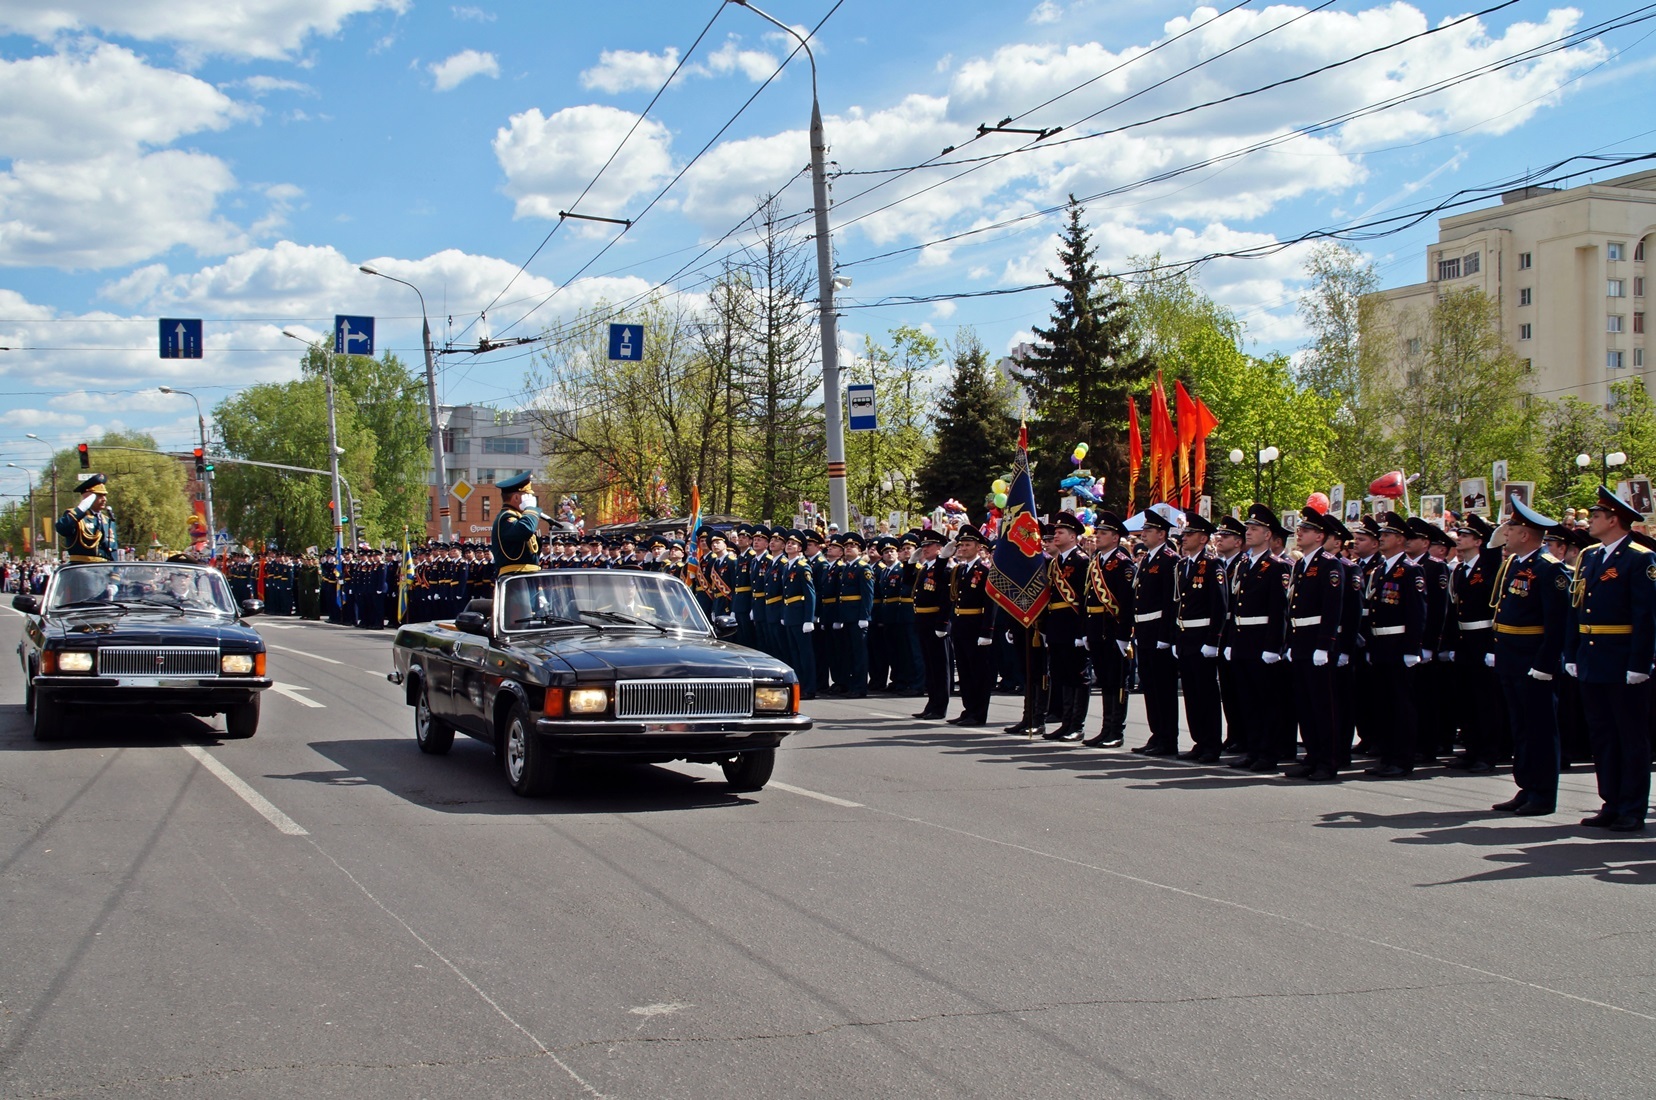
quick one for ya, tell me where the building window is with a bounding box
[1636,277,1646,297]
[1608,350,1626,369]
[1638,349,1646,368]
[1518,287,1532,306]
[1637,240,1646,261]
[1406,337,1421,356]
[457,500,467,523]
[1637,312,1646,335]
[481,497,491,520]
[1518,251,1532,269]
[1609,279,1625,298]
[482,437,530,455]
[1463,252,1480,275]
[1436,256,1461,281]
[1609,315,1624,333]
[474,469,495,484]
[1609,242,1625,262]
[1519,323,1532,340]
[1521,358,1533,373]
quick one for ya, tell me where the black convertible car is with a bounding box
[15,561,272,741]
[388,569,811,796]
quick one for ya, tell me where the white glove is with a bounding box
[1629,671,1650,685]
[857,620,867,629]
[520,492,537,511]
[1223,646,1232,662]
[1262,650,1281,665]
[801,621,814,634]
[1285,650,1293,662]
[1156,641,1170,650]
[1171,645,1180,659]
[1312,649,1328,667]
[1442,651,1455,662]
[103,582,119,598]
[1365,653,1373,664]
[1484,653,1495,668]
[1528,668,1553,682]
[832,621,843,630]
[1116,640,1129,655]
[1005,631,1015,644]
[749,610,755,621]
[976,636,992,647]
[1201,645,1219,659]
[78,493,98,512]
[1422,649,1434,662]
[1337,653,1350,667]
[935,630,948,638]
[1074,637,1087,648]
[1403,654,1420,668]
[1564,662,1577,678]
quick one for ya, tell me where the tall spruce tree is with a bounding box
[1018,197,1152,513]
[917,331,1018,517]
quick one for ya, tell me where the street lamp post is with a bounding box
[359,264,450,542]
[1576,450,1628,486]
[24,434,58,554]
[159,386,215,550]
[729,0,849,532]
[283,330,346,558]
[1228,445,1280,509]
[7,464,34,556]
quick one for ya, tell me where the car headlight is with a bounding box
[754,685,792,713]
[56,651,94,673]
[567,688,608,715]
[221,654,256,674]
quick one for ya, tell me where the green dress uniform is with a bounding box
[491,474,543,580]
[56,475,118,562]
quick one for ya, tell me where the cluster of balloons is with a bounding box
[990,478,1010,509]
[1070,442,1090,466]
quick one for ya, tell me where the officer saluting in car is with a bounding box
[492,473,544,578]
[57,473,118,562]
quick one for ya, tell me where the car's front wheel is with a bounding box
[414,680,454,755]
[721,748,775,792]
[223,695,259,739]
[33,692,63,742]
[501,701,559,797]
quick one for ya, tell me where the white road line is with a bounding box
[179,743,309,836]
[266,643,344,665]
[270,682,325,708]
[768,780,863,808]
[256,622,303,630]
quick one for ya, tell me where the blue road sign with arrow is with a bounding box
[608,323,643,361]
[159,318,203,359]
[334,315,374,356]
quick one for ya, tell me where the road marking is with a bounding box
[270,682,325,708]
[180,743,308,836]
[266,643,344,665]
[256,622,303,630]
[769,780,863,808]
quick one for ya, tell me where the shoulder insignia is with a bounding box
[1557,573,1571,590]
[1648,563,1656,582]
[1415,575,1426,593]
[1437,573,1448,588]
[1540,553,1560,565]
[1329,569,1340,587]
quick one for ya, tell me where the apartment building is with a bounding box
[1378,169,1656,408]
[423,404,546,541]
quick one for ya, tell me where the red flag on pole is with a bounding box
[1150,373,1174,504]
[1126,395,1143,516]
[1189,395,1220,501]
[1175,380,1198,508]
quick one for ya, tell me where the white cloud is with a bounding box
[451,5,494,20]
[494,104,675,223]
[581,47,682,94]
[704,39,777,82]
[430,49,499,92]
[230,75,317,97]
[1029,1,1063,26]
[0,0,411,62]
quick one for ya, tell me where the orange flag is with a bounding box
[1150,373,1174,504]
[1126,395,1143,516]
[1175,380,1198,508]
[1189,395,1220,500]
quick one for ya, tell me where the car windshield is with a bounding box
[47,563,238,615]
[498,570,710,634]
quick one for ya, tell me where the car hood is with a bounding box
[525,632,795,682]
[48,609,260,647]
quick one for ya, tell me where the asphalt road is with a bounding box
[2,614,1652,1099]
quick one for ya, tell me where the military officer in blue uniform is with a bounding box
[57,474,118,562]
[779,530,817,690]
[1230,504,1298,773]
[1042,512,1092,742]
[491,473,544,578]
[1082,511,1135,748]
[1443,513,1505,772]
[1487,497,1570,816]
[911,528,953,719]
[1563,486,1656,832]
[946,524,993,726]
[1363,511,1427,778]
[1131,509,1181,754]
[1170,513,1228,762]
[838,532,874,698]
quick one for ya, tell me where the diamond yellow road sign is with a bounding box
[451,478,474,502]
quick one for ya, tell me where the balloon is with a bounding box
[1071,455,1083,466]
[1074,442,1089,456]
[993,493,1007,508]
[991,479,1009,494]
[1368,471,1406,499]
[1306,492,1330,514]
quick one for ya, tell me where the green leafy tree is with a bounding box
[300,347,430,537]
[845,326,940,525]
[916,331,1018,516]
[1298,242,1395,491]
[1018,196,1154,511]
[2,433,193,554]
[1607,377,1656,496]
[1537,395,1610,511]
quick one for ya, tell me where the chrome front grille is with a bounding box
[97,647,220,677]
[614,679,753,720]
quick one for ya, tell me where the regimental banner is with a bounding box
[986,423,1050,628]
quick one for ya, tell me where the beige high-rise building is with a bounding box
[1378,169,1655,408]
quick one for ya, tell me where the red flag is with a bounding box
[1126,395,1143,516]
[1150,373,1175,504]
[1175,380,1198,508]
[1189,396,1220,500]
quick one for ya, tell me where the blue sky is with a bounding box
[0,0,1650,507]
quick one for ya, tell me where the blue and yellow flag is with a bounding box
[987,423,1050,627]
[398,531,415,622]
[685,481,702,583]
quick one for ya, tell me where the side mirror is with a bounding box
[12,594,39,614]
[711,613,738,639]
[454,610,491,637]
[239,599,265,617]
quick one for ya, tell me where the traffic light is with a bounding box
[350,498,363,522]
[193,447,204,477]
[77,443,89,470]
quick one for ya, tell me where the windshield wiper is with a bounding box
[578,609,668,633]
[56,599,138,610]
[510,613,593,629]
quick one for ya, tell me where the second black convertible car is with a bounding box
[15,561,272,741]
[389,568,811,796]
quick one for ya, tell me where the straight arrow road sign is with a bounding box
[159,318,203,359]
[608,323,643,361]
